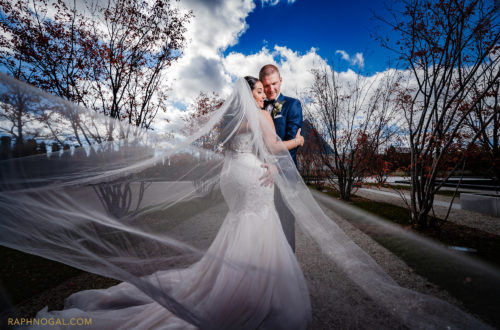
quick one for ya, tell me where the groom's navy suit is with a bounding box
[270,93,303,166]
[267,93,303,253]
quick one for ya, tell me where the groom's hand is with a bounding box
[260,163,274,187]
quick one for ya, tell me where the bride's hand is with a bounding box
[294,128,304,147]
[259,163,277,187]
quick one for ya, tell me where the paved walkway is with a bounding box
[357,188,462,209]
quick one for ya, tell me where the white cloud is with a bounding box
[165,0,255,101]
[261,0,296,6]
[336,50,350,62]
[223,48,275,81]
[335,50,365,68]
[273,46,327,96]
[24,0,401,139]
[166,0,305,102]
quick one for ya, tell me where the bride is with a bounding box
[30,76,311,329]
[0,73,493,329]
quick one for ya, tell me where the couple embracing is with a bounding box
[248,64,305,253]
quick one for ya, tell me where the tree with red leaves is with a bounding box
[370,153,393,186]
[183,92,225,152]
[306,66,400,201]
[377,0,500,228]
[0,0,192,136]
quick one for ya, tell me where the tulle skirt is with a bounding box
[33,152,312,329]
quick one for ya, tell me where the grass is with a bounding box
[0,246,83,306]
[353,198,500,267]
[314,185,500,327]
[319,186,415,226]
[434,189,463,197]
[350,198,412,226]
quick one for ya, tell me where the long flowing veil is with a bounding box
[0,73,498,329]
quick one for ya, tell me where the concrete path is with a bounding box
[357,187,461,209]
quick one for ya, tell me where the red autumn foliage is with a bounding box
[306,66,401,201]
[376,0,500,229]
[0,0,192,131]
[183,92,225,152]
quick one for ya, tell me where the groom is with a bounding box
[260,64,302,252]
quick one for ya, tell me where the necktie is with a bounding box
[264,99,275,107]
[264,99,275,113]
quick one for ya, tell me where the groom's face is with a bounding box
[261,72,282,101]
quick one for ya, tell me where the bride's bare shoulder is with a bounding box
[259,109,272,121]
[259,110,275,131]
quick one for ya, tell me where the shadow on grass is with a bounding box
[0,247,82,307]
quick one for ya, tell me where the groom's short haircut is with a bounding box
[259,64,280,80]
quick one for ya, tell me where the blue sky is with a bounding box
[224,0,398,74]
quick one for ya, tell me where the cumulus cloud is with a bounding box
[166,0,303,103]
[335,50,365,68]
[162,44,328,131]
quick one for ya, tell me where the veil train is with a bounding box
[0,73,497,329]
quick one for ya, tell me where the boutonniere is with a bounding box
[272,100,285,118]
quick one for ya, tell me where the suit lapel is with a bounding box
[275,94,286,119]
[270,94,286,137]
[272,94,286,140]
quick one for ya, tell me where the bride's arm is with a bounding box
[259,110,303,152]
[283,128,303,150]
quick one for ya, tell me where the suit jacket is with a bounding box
[271,93,303,166]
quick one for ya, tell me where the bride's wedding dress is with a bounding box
[34,132,312,329]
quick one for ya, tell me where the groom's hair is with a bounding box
[259,64,280,80]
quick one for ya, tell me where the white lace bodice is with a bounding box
[221,132,274,214]
[227,132,254,153]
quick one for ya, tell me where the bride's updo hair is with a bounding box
[244,76,259,90]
